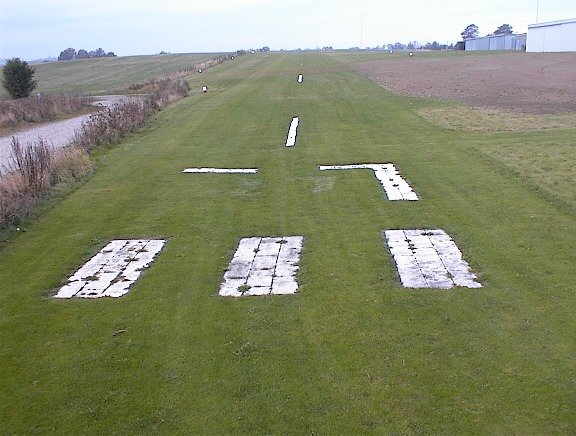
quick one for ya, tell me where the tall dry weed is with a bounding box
[76,76,189,150]
[11,137,53,194]
[0,68,197,229]
[0,139,92,227]
[0,94,91,129]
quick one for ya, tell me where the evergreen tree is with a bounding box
[2,58,37,99]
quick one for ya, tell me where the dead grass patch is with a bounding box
[419,106,576,132]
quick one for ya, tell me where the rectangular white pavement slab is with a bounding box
[54,239,166,298]
[286,117,299,147]
[220,236,304,297]
[319,163,418,200]
[383,229,481,289]
[183,168,258,174]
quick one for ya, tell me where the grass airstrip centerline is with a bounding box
[319,163,418,200]
[54,239,166,298]
[219,236,304,297]
[383,230,482,289]
[285,116,299,147]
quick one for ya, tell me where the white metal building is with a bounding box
[464,34,526,51]
[527,18,576,52]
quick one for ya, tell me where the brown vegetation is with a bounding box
[0,74,190,228]
[0,94,92,132]
[75,76,189,150]
[0,138,92,227]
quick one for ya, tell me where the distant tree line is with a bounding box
[369,42,454,51]
[58,47,116,61]
[460,23,514,40]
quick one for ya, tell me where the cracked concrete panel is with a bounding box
[54,239,165,299]
[393,255,427,287]
[246,269,274,288]
[219,236,304,297]
[183,168,258,174]
[272,276,299,295]
[286,117,299,147]
[252,255,278,271]
[319,164,418,200]
[384,229,481,289]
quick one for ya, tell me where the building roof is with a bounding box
[529,18,576,29]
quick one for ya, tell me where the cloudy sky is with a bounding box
[1,0,574,60]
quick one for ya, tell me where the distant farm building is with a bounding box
[464,33,526,51]
[527,18,576,52]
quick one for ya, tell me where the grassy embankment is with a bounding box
[27,53,220,96]
[0,52,575,433]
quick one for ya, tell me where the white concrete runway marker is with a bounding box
[383,229,482,289]
[183,168,258,174]
[319,163,418,200]
[286,117,299,147]
[297,74,303,83]
[55,239,166,299]
[220,236,304,297]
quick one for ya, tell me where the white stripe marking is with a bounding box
[319,163,418,200]
[220,236,304,297]
[55,240,166,298]
[183,168,258,174]
[384,229,482,289]
[286,117,299,147]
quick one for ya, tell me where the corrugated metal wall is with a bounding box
[464,34,526,51]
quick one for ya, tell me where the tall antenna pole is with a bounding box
[536,0,540,23]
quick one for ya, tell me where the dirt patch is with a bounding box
[351,52,576,114]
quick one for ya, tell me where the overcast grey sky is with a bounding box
[1,0,574,60]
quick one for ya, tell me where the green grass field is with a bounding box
[1,52,575,433]
[22,53,219,96]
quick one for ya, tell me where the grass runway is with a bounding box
[1,52,575,433]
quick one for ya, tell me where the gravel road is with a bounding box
[0,95,134,173]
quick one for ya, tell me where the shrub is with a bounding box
[2,58,37,99]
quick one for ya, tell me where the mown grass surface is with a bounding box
[1,52,575,433]
[25,53,218,96]
[418,106,576,132]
